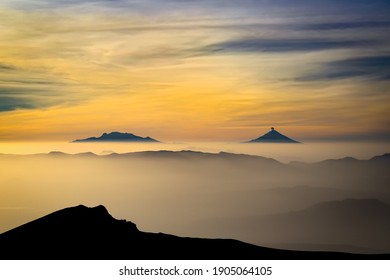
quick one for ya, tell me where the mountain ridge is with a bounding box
[1,204,384,260]
[72,132,159,143]
[205,199,390,253]
[2,150,388,164]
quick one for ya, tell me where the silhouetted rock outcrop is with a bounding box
[245,127,300,143]
[72,132,159,142]
[0,205,381,260]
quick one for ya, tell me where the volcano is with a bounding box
[245,127,300,143]
[72,132,159,143]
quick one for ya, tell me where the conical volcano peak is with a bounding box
[245,127,300,143]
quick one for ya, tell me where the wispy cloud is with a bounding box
[0,87,51,112]
[203,38,375,54]
[0,84,78,112]
[299,56,390,81]
[0,63,18,72]
[298,21,390,31]
[0,67,83,112]
[0,0,389,140]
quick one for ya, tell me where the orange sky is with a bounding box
[0,1,389,142]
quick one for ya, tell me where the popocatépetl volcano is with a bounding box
[246,127,300,143]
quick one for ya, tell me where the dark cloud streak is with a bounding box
[299,21,390,31]
[0,64,17,71]
[0,79,80,112]
[204,38,375,54]
[299,56,390,81]
[0,87,42,112]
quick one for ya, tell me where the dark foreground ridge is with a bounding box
[0,205,388,260]
[246,127,300,143]
[72,132,159,142]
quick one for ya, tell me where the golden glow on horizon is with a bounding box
[0,6,389,142]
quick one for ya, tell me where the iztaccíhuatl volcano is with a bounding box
[72,132,159,143]
[246,127,300,143]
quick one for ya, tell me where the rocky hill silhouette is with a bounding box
[72,132,159,142]
[0,152,389,257]
[245,127,300,143]
[0,205,383,260]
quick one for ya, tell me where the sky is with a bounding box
[0,0,389,142]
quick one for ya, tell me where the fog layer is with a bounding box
[1,148,389,253]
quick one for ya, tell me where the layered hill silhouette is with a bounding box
[1,151,389,257]
[246,127,300,143]
[72,132,159,142]
[0,205,385,260]
[0,151,388,193]
[204,199,390,254]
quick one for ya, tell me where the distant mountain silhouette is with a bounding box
[208,199,390,253]
[370,153,390,163]
[72,132,159,142]
[0,205,380,260]
[105,150,292,175]
[1,150,388,191]
[109,150,282,163]
[245,127,300,143]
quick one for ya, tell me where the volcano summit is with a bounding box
[246,127,300,143]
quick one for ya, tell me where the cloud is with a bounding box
[3,0,126,8]
[203,38,374,54]
[0,60,80,112]
[0,63,17,71]
[298,21,390,31]
[0,77,80,112]
[3,0,390,22]
[0,87,41,111]
[0,87,81,112]
[299,56,390,81]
